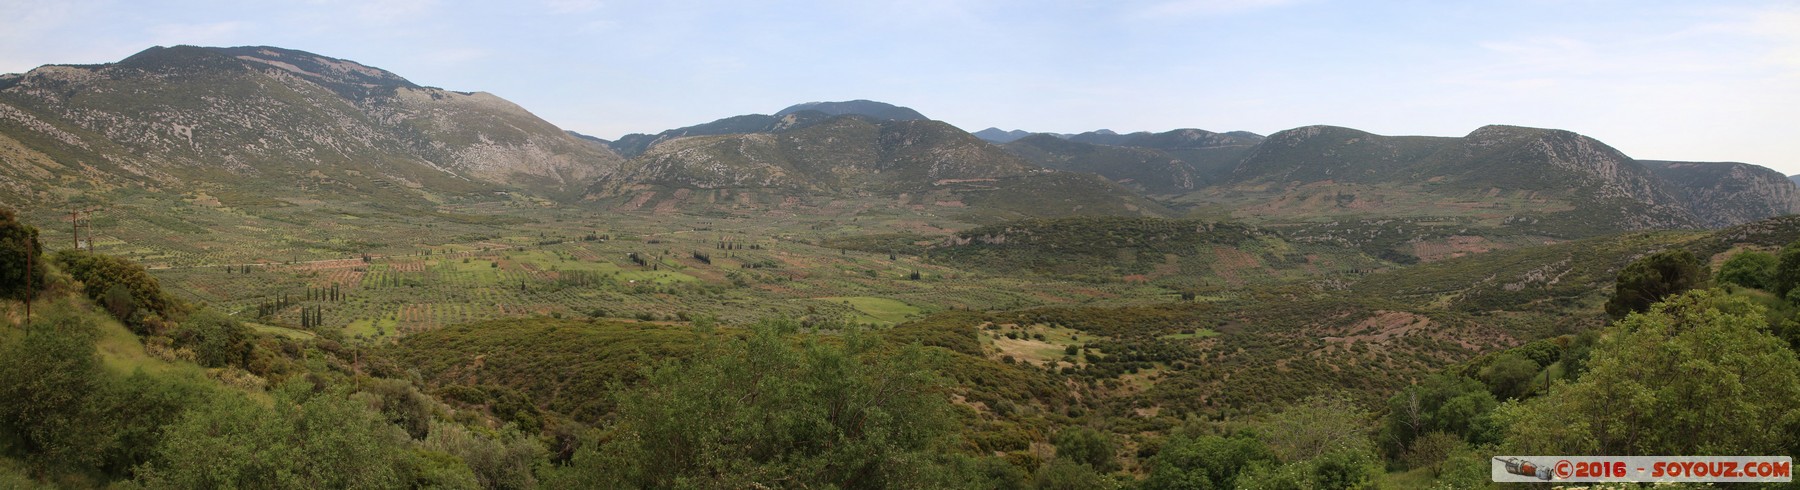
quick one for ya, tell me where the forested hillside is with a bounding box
[5,203,1799,488]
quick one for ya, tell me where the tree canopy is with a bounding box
[51,249,182,331]
[0,207,44,301]
[553,322,967,488]
[1605,248,1706,318]
[1718,250,1777,290]
[1501,289,1800,455]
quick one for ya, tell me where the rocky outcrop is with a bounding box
[1642,160,1800,227]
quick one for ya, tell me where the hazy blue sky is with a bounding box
[3,0,1796,172]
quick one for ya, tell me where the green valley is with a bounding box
[2,42,1798,490]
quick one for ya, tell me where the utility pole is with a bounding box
[69,209,80,250]
[81,208,94,252]
[23,234,31,322]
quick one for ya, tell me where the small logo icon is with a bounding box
[1496,457,1554,480]
[1555,459,1574,479]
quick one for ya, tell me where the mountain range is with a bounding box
[0,46,627,205]
[1,45,1796,234]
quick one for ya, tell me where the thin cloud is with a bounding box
[350,0,440,24]
[1127,0,1302,19]
[1739,7,1800,71]
[545,0,602,14]
[421,47,493,66]
[145,21,251,46]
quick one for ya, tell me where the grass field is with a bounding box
[818,296,923,325]
[247,322,316,340]
[92,309,191,376]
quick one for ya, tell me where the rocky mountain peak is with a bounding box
[0,45,621,202]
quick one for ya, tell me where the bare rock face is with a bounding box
[1641,160,1800,228]
[0,45,622,202]
[1455,125,1701,230]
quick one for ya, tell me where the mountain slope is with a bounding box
[1073,128,1265,150]
[605,112,834,158]
[774,100,927,121]
[0,45,622,203]
[609,100,928,158]
[1002,135,1201,194]
[1199,125,1706,234]
[1641,160,1800,227]
[599,115,1035,194]
[972,128,1035,144]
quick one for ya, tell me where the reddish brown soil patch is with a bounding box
[1210,246,1261,286]
[1324,311,1431,344]
[1412,235,1497,262]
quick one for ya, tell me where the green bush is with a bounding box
[51,250,182,332]
[1052,427,1119,473]
[1718,250,1777,290]
[137,380,414,489]
[1500,289,1800,455]
[172,309,254,369]
[1142,433,1273,489]
[0,301,208,479]
[552,323,960,488]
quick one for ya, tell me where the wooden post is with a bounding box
[1544,360,1552,396]
[69,209,79,250]
[23,233,31,322]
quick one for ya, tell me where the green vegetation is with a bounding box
[1604,248,1707,318]
[6,175,1800,489]
[1502,289,1800,455]
[0,207,45,301]
[52,249,183,332]
[1719,249,1777,289]
[1778,240,1800,299]
[387,317,705,423]
[820,296,923,324]
[552,323,991,488]
[138,381,417,489]
[12,44,1800,489]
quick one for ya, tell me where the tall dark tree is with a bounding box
[1775,240,1800,299]
[0,206,45,301]
[1605,249,1706,318]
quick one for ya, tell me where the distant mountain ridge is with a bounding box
[0,45,622,203]
[1202,124,1772,232]
[972,128,1039,144]
[1,45,1793,234]
[1005,123,1800,233]
[774,100,927,121]
[597,115,1035,194]
[998,128,1264,194]
[607,100,929,158]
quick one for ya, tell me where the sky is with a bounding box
[2,0,1797,173]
